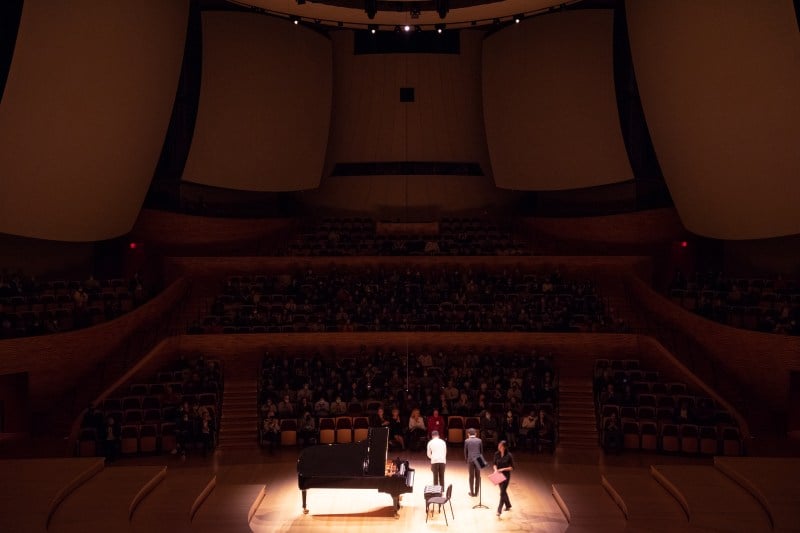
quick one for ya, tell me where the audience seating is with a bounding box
[76,356,222,458]
[319,418,335,444]
[349,417,367,442]
[279,419,298,446]
[446,416,464,444]
[120,426,139,455]
[335,417,353,443]
[595,358,741,456]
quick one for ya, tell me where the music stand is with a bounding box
[472,455,489,509]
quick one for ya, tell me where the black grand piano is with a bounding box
[297,427,414,515]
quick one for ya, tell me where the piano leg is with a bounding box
[302,489,309,514]
[392,495,400,516]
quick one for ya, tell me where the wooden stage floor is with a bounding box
[7,445,799,532]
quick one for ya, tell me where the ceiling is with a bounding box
[219,0,586,29]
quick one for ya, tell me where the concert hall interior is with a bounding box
[2,0,800,531]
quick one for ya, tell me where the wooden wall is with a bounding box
[128,208,296,254]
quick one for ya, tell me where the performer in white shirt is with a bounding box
[427,430,447,487]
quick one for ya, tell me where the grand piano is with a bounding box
[297,427,415,515]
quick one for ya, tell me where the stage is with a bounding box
[4,446,798,532]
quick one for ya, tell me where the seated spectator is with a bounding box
[330,395,347,416]
[427,408,445,439]
[532,409,554,453]
[298,411,317,446]
[673,399,693,424]
[174,401,193,457]
[479,410,498,444]
[602,412,621,453]
[502,410,518,449]
[199,410,215,457]
[313,396,330,417]
[260,397,276,418]
[370,407,390,428]
[389,408,405,450]
[277,395,295,419]
[520,410,537,448]
[103,415,120,463]
[408,408,427,450]
[262,411,280,452]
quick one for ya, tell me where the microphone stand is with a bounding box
[472,456,489,509]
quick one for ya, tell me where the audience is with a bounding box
[257,346,559,452]
[192,266,611,334]
[0,269,147,339]
[284,217,529,256]
[670,271,800,335]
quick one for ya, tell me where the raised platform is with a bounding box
[552,483,626,531]
[130,468,216,532]
[714,456,800,532]
[601,468,687,531]
[0,457,104,533]
[651,464,772,532]
[49,465,166,533]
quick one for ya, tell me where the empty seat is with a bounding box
[353,416,370,442]
[103,398,122,412]
[122,397,141,410]
[640,421,658,451]
[77,428,97,457]
[650,383,668,395]
[637,406,656,421]
[130,384,148,396]
[699,426,719,455]
[143,408,162,424]
[319,418,335,444]
[124,409,143,425]
[280,419,298,446]
[656,395,675,409]
[120,426,139,455]
[139,424,158,453]
[446,416,465,444]
[638,394,657,408]
[161,422,177,453]
[722,427,742,456]
[141,396,161,410]
[335,417,353,443]
[660,424,679,453]
[680,424,699,454]
[668,382,687,395]
[622,420,641,450]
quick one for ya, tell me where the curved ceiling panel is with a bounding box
[627,0,800,239]
[483,10,632,191]
[182,12,332,192]
[0,0,189,241]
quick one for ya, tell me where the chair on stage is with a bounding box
[425,484,454,525]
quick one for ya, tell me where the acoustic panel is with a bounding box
[0,0,189,241]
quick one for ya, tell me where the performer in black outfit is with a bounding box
[464,428,484,497]
[493,440,514,517]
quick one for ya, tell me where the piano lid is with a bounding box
[297,427,389,477]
